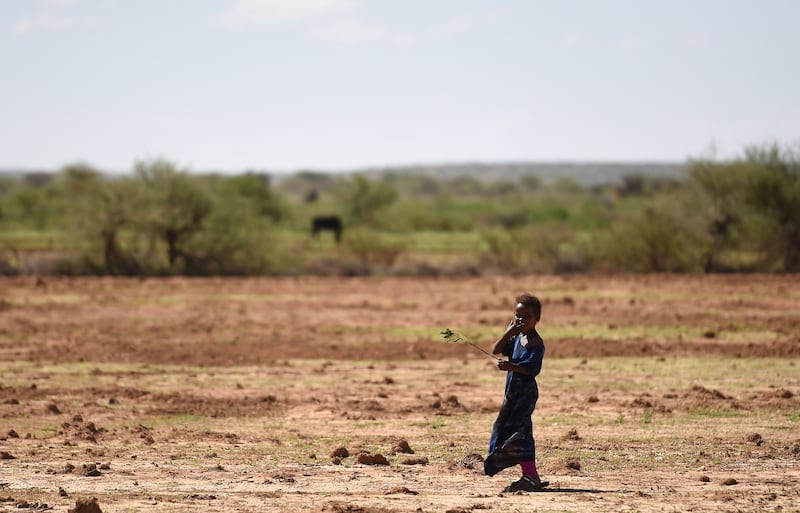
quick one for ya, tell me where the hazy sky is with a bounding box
[2,0,798,172]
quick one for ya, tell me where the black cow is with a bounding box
[311,215,342,243]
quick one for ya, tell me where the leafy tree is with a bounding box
[688,158,752,271]
[219,173,289,222]
[481,222,584,274]
[3,187,55,230]
[518,174,542,192]
[337,174,398,226]
[741,144,800,271]
[135,160,213,269]
[178,198,287,275]
[688,143,800,271]
[63,168,144,274]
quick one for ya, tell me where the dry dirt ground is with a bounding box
[0,275,798,513]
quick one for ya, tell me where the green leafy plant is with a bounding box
[440,328,497,360]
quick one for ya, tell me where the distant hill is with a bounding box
[355,162,687,187]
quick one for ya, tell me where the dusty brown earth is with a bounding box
[0,275,798,512]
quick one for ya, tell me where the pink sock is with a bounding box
[520,460,539,479]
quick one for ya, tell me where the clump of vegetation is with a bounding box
[1,142,797,276]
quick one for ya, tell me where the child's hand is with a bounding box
[497,360,513,372]
[505,318,525,336]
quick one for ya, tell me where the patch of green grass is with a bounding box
[687,407,743,418]
[144,415,209,430]
[409,419,448,430]
[543,324,694,340]
[784,412,800,422]
[353,420,385,428]
[0,230,69,249]
[7,294,85,305]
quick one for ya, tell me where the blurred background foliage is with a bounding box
[1,143,798,276]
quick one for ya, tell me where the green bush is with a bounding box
[343,228,406,268]
[593,193,712,272]
[480,223,587,274]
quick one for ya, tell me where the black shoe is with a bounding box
[503,475,548,493]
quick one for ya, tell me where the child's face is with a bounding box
[514,303,538,332]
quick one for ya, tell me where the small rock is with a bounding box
[391,440,414,454]
[699,475,711,482]
[746,433,763,446]
[0,452,14,460]
[59,487,69,497]
[83,464,101,477]
[444,395,461,407]
[721,478,738,486]
[386,486,418,495]
[6,430,18,439]
[459,453,484,470]
[330,446,349,458]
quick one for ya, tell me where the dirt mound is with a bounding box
[0,384,50,402]
[390,440,414,454]
[673,385,743,410]
[551,456,582,474]
[400,456,428,465]
[626,394,672,412]
[146,392,284,417]
[68,497,103,513]
[330,446,349,458]
[748,388,800,410]
[57,416,107,443]
[356,453,389,465]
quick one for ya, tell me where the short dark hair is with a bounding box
[516,293,541,320]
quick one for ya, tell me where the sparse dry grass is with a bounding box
[0,275,798,512]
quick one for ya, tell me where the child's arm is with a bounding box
[491,319,524,355]
[497,360,530,375]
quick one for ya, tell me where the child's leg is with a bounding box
[520,460,539,479]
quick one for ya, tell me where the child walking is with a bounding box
[484,293,548,492]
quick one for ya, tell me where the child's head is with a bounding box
[514,293,541,331]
